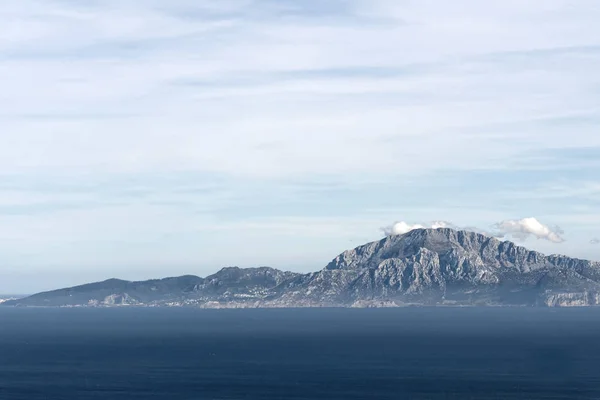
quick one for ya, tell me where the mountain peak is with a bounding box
[396,226,498,243]
[390,227,494,248]
[325,227,502,271]
[5,230,600,308]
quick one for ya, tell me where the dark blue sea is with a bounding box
[1,307,600,399]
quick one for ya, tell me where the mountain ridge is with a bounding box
[5,229,600,307]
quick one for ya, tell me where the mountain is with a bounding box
[5,267,300,308]
[6,228,600,307]
[275,228,600,307]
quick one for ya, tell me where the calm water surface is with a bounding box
[1,307,599,399]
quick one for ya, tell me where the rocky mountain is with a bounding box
[275,228,600,307]
[6,229,600,307]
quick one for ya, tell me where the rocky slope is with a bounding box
[276,228,600,307]
[6,229,600,307]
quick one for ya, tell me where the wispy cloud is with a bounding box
[1,0,600,179]
[1,0,600,291]
[591,238,600,245]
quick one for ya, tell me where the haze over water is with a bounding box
[1,307,599,399]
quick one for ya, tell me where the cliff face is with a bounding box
[6,229,600,308]
[279,229,600,307]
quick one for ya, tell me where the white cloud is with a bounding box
[591,238,600,245]
[430,221,454,229]
[383,220,461,236]
[383,221,425,235]
[493,217,565,243]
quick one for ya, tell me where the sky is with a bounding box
[1,0,600,293]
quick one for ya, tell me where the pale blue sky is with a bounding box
[1,0,600,293]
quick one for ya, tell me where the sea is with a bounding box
[1,307,600,400]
